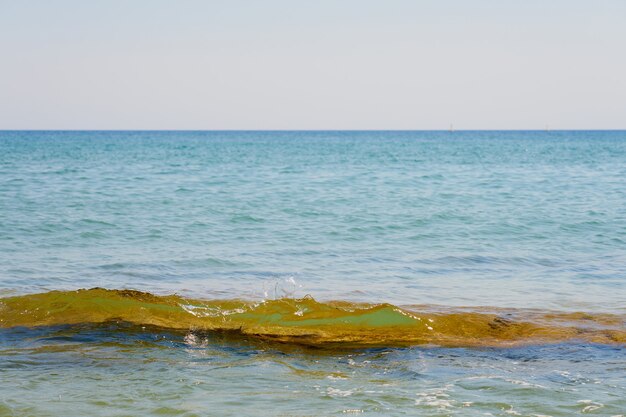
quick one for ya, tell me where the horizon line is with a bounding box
[1,129,626,133]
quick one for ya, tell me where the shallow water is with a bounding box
[1,131,625,416]
[2,323,625,417]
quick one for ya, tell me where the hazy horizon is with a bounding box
[1,0,625,130]
[2,129,626,132]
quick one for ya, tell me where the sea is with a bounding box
[0,130,625,416]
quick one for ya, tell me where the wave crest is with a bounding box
[1,288,624,347]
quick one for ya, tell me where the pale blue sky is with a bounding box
[1,0,624,129]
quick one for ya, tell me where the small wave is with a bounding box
[78,218,117,227]
[0,288,624,348]
[229,214,265,223]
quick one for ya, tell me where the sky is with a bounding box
[0,0,624,130]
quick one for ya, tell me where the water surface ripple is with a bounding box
[0,131,625,416]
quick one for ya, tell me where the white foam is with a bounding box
[326,387,354,397]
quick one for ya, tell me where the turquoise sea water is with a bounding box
[1,130,625,416]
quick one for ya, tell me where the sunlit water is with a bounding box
[1,131,625,416]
